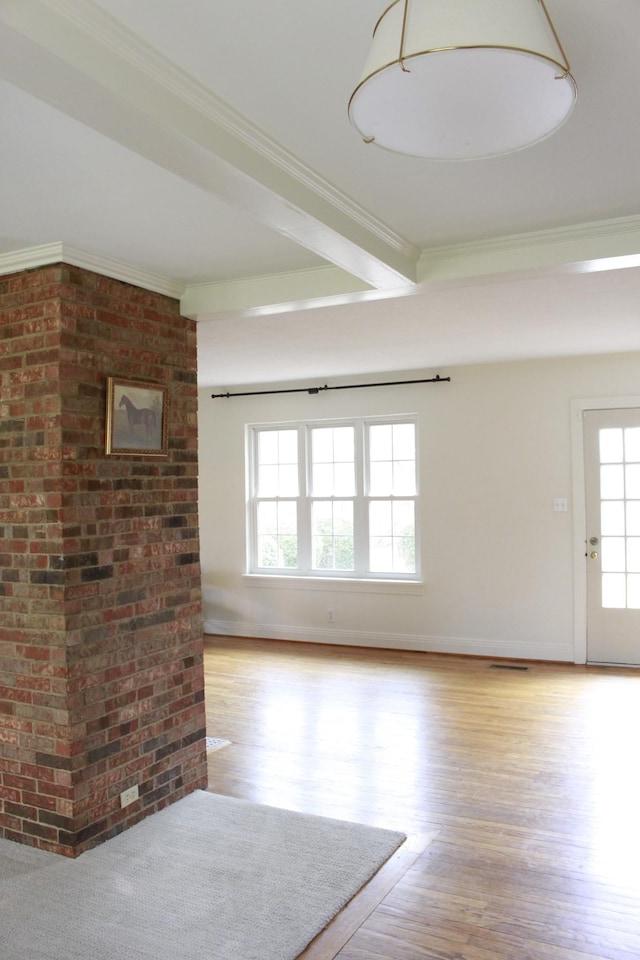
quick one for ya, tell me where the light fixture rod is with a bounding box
[538,0,571,78]
[211,374,450,399]
[399,0,410,69]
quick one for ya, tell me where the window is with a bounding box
[247,417,419,579]
[598,425,640,608]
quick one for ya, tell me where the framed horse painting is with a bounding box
[105,376,168,457]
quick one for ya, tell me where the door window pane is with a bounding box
[627,574,640,608]
[601,537,626,572]
[601,500,625,536]
[599,428,623,463]
[626,501,640,536]
[600,465,624,500]
[624,427,640,463]
[626,464,640,499]
[627,538,640,574]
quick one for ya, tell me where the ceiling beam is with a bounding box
[0,0,418,291]
[186,215,640,319]
[181,265,423,320]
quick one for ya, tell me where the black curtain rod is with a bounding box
[211,374,450,400]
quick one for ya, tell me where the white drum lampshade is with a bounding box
[348,0,577,160]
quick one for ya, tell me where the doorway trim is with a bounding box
[571,394,640,663]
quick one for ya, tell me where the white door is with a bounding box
[584,408,640,664]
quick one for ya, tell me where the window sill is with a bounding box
[242,574,424,596]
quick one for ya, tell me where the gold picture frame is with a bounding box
[105,376,168,457]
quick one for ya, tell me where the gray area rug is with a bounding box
[0,790,405,960]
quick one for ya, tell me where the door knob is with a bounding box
[590,551,599,560]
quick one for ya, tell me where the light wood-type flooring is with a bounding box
[203,636,640,960]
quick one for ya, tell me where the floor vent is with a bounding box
[489,663,529,672]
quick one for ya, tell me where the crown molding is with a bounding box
[0,243,184,298]
[425,213,640,260]
[418,214,640,283]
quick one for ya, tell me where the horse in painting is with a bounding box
[119,394,157,442]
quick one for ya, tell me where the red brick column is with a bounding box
[0,264,207,856]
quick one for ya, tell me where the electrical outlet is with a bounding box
[120,784,139,808]
[327,608,335,622]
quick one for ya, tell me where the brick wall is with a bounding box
[0,264,207,856]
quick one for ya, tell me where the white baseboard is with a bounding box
[202,619,574,662]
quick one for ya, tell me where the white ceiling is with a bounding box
[1,0,640,387]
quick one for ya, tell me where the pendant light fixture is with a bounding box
[348,0,577,160]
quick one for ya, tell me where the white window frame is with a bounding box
[246,415,420,582]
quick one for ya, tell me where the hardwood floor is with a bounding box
[203,636,640,960]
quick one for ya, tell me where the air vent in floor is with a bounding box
[489,663,529,671]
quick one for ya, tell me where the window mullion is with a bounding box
[353,421,368,575]
[297,425,311,574]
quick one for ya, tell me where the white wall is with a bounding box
[198,352,640,662]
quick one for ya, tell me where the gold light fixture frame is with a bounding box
[348,0,577,160]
